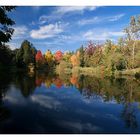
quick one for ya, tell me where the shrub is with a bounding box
[135,72,140,79]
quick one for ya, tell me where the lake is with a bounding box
[0,70,140,134]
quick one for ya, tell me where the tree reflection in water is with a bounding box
[0,69,140,129]
[0,70,11,122]
[121,103,138,129]
[34,71,140,129]
[14,72,36,97]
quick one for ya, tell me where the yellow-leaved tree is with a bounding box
[45,50,54,67]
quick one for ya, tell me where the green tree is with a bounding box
[118,37,126,49]
[16,40,37,68]
[0,6,16,46]
[0,6,16,66]
[63,51,72,62]
[78,45,85,67]
[104,40,113,53]
[0,44,14,65]
[124,16,140,68]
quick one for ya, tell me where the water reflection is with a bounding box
[121,103,138,129]
[0,69,140,133]
[15,72,36,97]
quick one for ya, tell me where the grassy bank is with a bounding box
[72,67,104,76]
[58,66,140,78]
[115,68,140,78]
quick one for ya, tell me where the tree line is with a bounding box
[56,16,140,76]
[0,6,140,76]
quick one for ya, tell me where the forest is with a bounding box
[0,6,140,78]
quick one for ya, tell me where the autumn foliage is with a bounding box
[45,50,53,60]
[35,50,44,62]
[35,78,43,87]
[54,50,63,62]
[70,51,80,67]
[70,75,79,88]
[53,77,63,88]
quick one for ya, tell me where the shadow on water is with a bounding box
[0,69,140,133]
[0,70,12,122]
[14,72,36,97]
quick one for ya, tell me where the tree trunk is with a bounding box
[132,41,135,69]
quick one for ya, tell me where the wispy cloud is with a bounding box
[36,6,98,24]
[30,94,61,109]
[54,6,97,16]
[82,29,125,41]
[78,17,100,25]
[62,29,125,42]
[13,25,28,39]
[30,15,48,26]
[39,15,48,25]
[108,13,125,21]
[8,42,19,50]
[4,86,27,105]
[30,22,68,39]
[78,13,125,26]
[57,120,102,133]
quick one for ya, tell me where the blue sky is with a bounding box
[8,6,140,53]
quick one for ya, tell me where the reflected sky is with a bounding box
[0,71,140,133]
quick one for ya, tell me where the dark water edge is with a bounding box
[0,68,140,134]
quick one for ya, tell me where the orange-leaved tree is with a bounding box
[70,51,80,67]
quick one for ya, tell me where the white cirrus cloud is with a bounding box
[39,15,48,25]
[8,42,19,50]
[30,21,36,26]
[57,120,102,133]
[108,13,125,21]
[30,22,68,39]
[13,25,28,39]
[78,13,125,26]
[4,85,27,105]
[36,6,98,23]
[58,35,72,40]
[82,30,125,41]
[108,31,125,36]
[78,16,100,25]
[55,6,97,15]
[37,6,98,24]
[30,94,61,109]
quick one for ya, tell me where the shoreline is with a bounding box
[58,66,140,79]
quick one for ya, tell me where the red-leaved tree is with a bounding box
[54,50,63,63]
[35,50,44,64]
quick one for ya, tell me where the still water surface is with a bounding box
[0,70,140,133]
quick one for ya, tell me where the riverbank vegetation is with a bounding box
[0,6,140,78]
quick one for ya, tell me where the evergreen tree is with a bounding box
[78,45,85,67]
